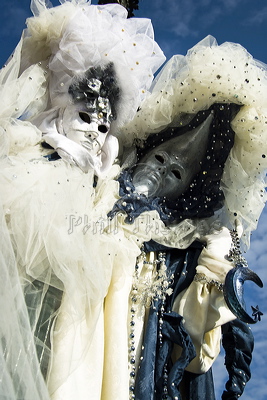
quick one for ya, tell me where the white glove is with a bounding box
[202,220,243,261]
[43,132,99,173]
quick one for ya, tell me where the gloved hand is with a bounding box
[43,132,99,173]
[202,220,243,261]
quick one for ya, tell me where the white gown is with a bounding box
[0,2,166,399]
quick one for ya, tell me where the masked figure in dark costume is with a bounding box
[108,102,261,400]
[106,32,267,397]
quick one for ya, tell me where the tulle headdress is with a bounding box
[121,36,267,248]
[21,0,165,131]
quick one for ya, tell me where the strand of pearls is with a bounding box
[128,248,172,399]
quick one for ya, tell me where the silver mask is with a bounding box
[132,113,213,200]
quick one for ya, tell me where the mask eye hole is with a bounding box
[172,170,181,179]
[155,154,164,164]
[79,112,91,124]
[98,125,109,134]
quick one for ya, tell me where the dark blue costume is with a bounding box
[134,241,253,400]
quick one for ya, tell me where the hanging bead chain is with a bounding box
[129,275,139,399]
[157,251,168,348]
[228,228,248,267]
[128,249,173,399]
[162,363,169,400]
[128,249,145,400]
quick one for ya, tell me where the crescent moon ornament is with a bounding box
[223,263,263,324]
[223,225,264,324]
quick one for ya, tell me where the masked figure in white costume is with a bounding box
[0,1,165,400]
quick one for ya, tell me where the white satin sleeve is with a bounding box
[172,227,236,374]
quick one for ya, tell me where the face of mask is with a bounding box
[61,101,111,157]
[132,113,213,200]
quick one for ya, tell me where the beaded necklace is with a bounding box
[128,248,174,399]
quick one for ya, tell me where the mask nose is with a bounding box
[79,112,110,138]
[84,128,99,140]
[155,153,169,175]
[158,165,167,175]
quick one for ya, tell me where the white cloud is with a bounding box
[156,37,184,60]
[244,6,267,25]
[148,0,199,37]
[222,0,243,9]
[145,0,244,38]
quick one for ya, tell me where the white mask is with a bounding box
[61,101,111,157]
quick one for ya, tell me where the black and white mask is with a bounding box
[60,77,113,157]
[61,97,112,157]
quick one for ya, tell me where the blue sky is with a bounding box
[1,0,267,66]
[0,0,267,398]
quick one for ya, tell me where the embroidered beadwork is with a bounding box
[131,250,173,308]
[194,272,224,292]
